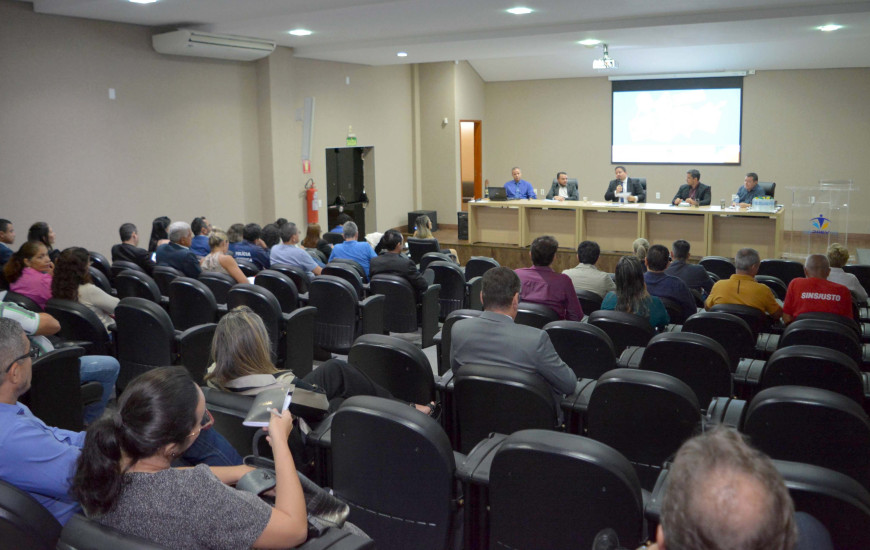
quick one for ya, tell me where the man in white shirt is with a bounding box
[562,241,616,299]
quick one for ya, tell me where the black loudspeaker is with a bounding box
[408,210,437,232]
[457,212,468,241]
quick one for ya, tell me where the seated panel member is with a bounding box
[504,167,536,199]
[736,172,767,207]
[546,171,579,201]
[673,169,711,206]
[604,166,646,203]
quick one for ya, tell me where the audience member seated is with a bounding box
[301,223,333,261]
[110,222,155,274]
[330,213,352,234]
[147,215,170,253]
[52,247,119,330]
[200,229,248,284]
[275,218,288,228]
[665,239,713,295]
[826,242,868,303]
[4,240,53,309]
[633,238,650,273]
[71,367,306,549]
[611,427,831,550]
[370,229,428,302]
[0,303,118,425]
[226,223,245,256]
[782,254,852,324]
[562,240,616,299]
[261,223,281,249]
[329,221,377,278]
[232,223,271,270]
[601,256,669,330]
[644,244,697,323]
[189,216,212,258]
[0,218,15,266]
[270,222,323,280]
[515,235,583,321]
[450,267,579,423]
[155,221,202,278]
[413,214,459,262]
[28,221,59,263]
[704,247,782,320]
[205,306,435,414]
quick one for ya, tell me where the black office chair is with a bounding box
[515,302,560,329]
[270,263,310,294]
[323,264,366,299]
[329,258,367,282]
[198,271,237,305]
[407,238,441,265]
[114,297,176,391]
[110,260,145,279]
[710,303,776,338]
[152,265,184,297]
[2,290,43,312]
[752,345,866,406]
[544,321,616,380]
[434,309,482,376]
[169,277,218,331]
[758,259,804,286]
[575,289,603,315]
[88,265,115,296]
[844,264,870,296]
[698,256,736,280]
[45,298,113,356]
[177,323,216,385]
[368,274,440,348]
[778,318,864,367]
[419,252,452,274]
[428,261,482,320]
[236,258,260,277]
[114,269,162,303]
[758,181,776,198]
[308,276,383,356]
[588,310,655,356]
[755,274,788,301]
[682,311,756,370]
[322,232,344,246]
[0,479,64,550]
[59,514,170,550]
[348,334,436,404]
[254,270,300,313]
[88,251,112,280]
[658,296,685,324]
[586,368,701,490]
[307,248,328,265]
[465,256,499,282]
[200,387,259,457]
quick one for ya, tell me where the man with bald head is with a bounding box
[782,254,852,324]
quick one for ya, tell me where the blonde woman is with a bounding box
[201,229,248,284]
[827,243,868,302]
[412,215,459,264]
[633,238,650,273]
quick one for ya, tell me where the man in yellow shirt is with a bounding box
[704,248,782,319]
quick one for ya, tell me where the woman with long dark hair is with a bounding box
[148,216,171,253]
[600,255,669,329]
[52,247,118,329]
[72,367,308,549]
[4,240,53,309]
[27,222,58,262]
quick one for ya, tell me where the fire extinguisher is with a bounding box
[304,178,319,224]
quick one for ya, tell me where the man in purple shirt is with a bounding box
[504,167,537,199]
[515,235,583,321]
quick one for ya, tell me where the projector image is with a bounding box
[593,58,618,69]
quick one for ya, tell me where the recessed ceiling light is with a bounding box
[397,52,408,57]
[817,24,843,32]
[128,0,158,4]
[578,39,601,46]
[288,29,313,36]
[506,7,533,15]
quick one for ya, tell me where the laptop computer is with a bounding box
[487,187,507,201]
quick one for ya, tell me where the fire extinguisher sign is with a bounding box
[302,160,311,174]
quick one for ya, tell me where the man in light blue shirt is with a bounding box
[503,166,536,199]
[329,221,377,278]
[736,172,767,207]
[270,222,323,280]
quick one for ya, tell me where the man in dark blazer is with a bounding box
[545,171,579,201]
[111,222,156,274]
[665,239,713,295]
[370,229,427,301]
[605,166,646,203]
[155,221,201,278]
[450,267,579,423]
[672,169,711,206]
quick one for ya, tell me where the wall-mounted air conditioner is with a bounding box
[152,30,276,61]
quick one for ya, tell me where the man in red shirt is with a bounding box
[515,235,584,321]
[782,254,852,323]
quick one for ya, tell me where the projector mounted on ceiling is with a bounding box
[593,43,618,70]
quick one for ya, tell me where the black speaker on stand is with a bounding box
[457,212,468,241]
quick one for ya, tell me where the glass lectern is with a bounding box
[784,180,853,259]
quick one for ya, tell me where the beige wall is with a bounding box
[485,69,870,232]
[418,62,458,221]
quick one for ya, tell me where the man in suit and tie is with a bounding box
[155,221,202,278]
[605,166,646,203]
[450,267,579,422]
[369,229,428,301]
[546,171,579,201]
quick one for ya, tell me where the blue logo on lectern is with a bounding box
[810,214,830,234]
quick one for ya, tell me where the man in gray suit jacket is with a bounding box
[546,172,579,201]
[450,267,580,422]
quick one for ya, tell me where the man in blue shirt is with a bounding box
[736,172,767,207]
[270,222,323,280]
[232,223,271,270]
[0,317,243,526]
[189,216,211,258]
[644,244,698,324]
[504,167,536,199]
[329,221,377,278]
[0,219,15,265]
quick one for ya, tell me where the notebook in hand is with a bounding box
[243,385,330,427]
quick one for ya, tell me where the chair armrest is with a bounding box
[298,292,309,306]
[306,412,335,450]
[359,294,385,335]
[80,381,103,406]
[465,276,483,310]
[705,397,747,429]
[282,306,317,378]
[177,323,218,385]
[455,433,509,485]
[421,284,441,348]
[561,378,597,435]
[755,332,779,358]
[617,346,644,369]
[436,368,455,393]
[644,464,671,527]
[733,358,764,400]
[55,340,94,350]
